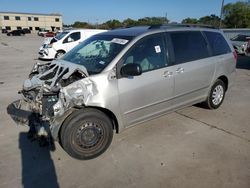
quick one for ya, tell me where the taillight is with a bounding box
[233,50,238,63]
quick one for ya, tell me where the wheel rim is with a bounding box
[212,85,224,106]
[56,52,64,59]
[74,121,105,151]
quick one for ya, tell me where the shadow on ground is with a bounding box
[19,132,59,188]
[237,56,250,70]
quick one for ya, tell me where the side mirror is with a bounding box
[120,63,142,77]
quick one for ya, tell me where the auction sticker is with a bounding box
[154,45,161,53]
[111,38,129,45]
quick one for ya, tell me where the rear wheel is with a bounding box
[60,109,113,160]
[204,79,226,109]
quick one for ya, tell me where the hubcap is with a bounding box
[75,122,103,149]
[212,85,224,106]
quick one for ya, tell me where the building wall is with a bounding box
[0,12,62,33]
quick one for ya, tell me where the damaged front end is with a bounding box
[7,59,96,144]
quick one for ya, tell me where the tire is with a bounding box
[204,79,226,109]
[55,51,65,59]
[60,108,113,160]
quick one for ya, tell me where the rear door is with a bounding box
[168,31,215,107]
[117,33,175,127]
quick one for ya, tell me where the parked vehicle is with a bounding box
[22,28,31,34]
[43,31,56,38]
[37,29,49,36]
[7,30,25,36]
[38,29,107,60]
[230,34,250,55]
[8,25,236,160]
[2,29,8,33]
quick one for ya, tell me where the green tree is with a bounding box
[199,14,221,27]
[122,18,137,27]
[181,17,199,24]
[223,2,250,28]
[137,17,168,26]
[72,21,93,29]
[104,19,122,29]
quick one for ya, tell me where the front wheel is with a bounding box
[204,79,226,109]
[60,109,113,160]
[55,51,65,59]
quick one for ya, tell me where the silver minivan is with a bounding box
[8,25,236,160]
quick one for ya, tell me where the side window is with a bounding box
[204,31,231,56]
[170,31,210,64]
[122,34,167,73]
[64,32,81,43]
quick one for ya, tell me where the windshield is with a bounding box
[231,35,250,42]
[62,35,133,75]
[55,31,69,40]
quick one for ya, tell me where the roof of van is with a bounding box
[64,28,107,32]
[99,24,219,37]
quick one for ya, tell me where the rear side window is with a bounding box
[170,31,210,64]
[204,31,231,56]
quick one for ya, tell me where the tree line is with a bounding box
[64,1,250,29]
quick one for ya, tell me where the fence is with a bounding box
[222,28,250,39]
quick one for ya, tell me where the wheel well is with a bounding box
[92,107,119,133]
[218,75,228,91]
[57,49,66,54]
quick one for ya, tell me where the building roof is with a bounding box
[0,11,62,16]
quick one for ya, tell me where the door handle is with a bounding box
[176,67,184,74]
[163,71,173,78]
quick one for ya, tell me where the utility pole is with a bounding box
[219,0,225,28]
[165,12,168,24]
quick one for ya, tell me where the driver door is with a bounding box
[117,33,175,127]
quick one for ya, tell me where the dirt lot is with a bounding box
[0,34,250,188]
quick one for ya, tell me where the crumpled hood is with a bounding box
[23,59,89,91]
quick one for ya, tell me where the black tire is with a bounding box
[55,51,65,59]
[204,79,226,109]
[60,108,113,160]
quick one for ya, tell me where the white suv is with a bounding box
[38,29,107,60]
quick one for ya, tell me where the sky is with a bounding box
[0,0,240,24]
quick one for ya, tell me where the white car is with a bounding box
[38,29,107,60]
[230,34,250,55]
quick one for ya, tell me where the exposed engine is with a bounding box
[8,59,93,146]
[21,60,89,119]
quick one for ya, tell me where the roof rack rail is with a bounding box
[148,24,218,30]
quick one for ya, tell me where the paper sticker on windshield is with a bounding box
[111,38,129,45]
[154,45,161,53]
